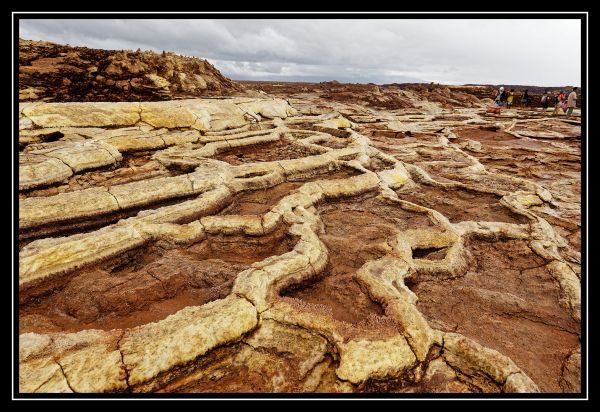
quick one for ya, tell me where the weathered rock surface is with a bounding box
[19,39,246,102]
[18,80,581,394]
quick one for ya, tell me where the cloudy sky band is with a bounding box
[19,19,582,86]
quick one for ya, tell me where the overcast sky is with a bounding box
[20,19,582,86]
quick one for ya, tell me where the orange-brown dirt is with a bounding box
[397,185,529,224]
[20,227,298,334]
[214,137,308,164]
[410,238,580,393]
[281,194,441,341]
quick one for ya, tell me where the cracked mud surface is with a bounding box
[19,69,581,393]
[410,238,580,393]
[397,185,529,224]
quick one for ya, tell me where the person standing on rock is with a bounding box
[566,87,577,119]
[541,90,550,112]
[506,89,515,108]
[521,89,531,107]
[553,90,566,116]
[495,87,506,106]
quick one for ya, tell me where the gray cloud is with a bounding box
[19,18,582,86]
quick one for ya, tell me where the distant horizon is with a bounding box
[19,19,582,87]
[232,77,581,89]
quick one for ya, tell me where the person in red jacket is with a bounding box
[553,90,566,116]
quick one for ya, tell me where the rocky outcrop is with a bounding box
[19,39,245,102]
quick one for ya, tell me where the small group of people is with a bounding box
[493,86,578,118]
[493,87,530,108]
[540,87,578,119]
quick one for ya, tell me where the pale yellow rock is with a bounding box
[443,332,521,384]
[19,224,146,286]
[109,174,196,209]
[200,127,268,143]
[137,186,232,224]
[457,220,530,239]
[503,372,540,393]
[20,86,43,101]
[183,99,247,131]
[377,166,411,189]
[261,301,345,344]
[228,170,285,192]
[271,191,323,216]
[293,237,328,270]
[386,120,407,132]
[262,210,283,233]
[235,98,296,119]
[328,146,364,160]
[23,102,141,127]
[464,140,483,152]
[302,357,335,392]
[132,221,206,245]
[296,180,327,198]
[402,228,457,250]
[200,215,264,236]
[59,345,127,393]
[120,296,257,387]
[245,320,328,379]
[317,172,379,198]
[193,74,207,90]
[20,115,33,130]
[43,141,121,173]
[145,73,170,88]
[234,251,311,311]
[19,333,53,362]
[19,155,73,190]
[20,330,128,393]
[20,187,120,229]
[255,251,311,279]
[336,336,416,384]
[516,194,544,207]
[537,188,553,202]
[95,125,165,138]
[355,257,433,361]
[317,117,352,129]
[102,134,166,152]
[232,268,272,310]
[226,132,281,148]
[20,357,73,393]
[559,349,581,393]
[419,357,472,393]
[547,260,581,321]
[140,101,196,128]
[161,130,201,146]
[152,143,234,172]
[278,154,333,176]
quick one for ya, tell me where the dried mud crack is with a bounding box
[19,81,581,394]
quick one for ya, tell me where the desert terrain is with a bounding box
[18,40,581,394]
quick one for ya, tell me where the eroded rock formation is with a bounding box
[18,80,581,394]
[19,39,245,102]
